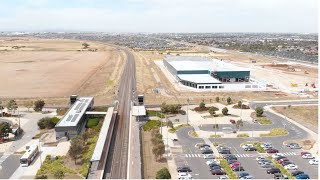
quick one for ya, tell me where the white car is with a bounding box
[178,172,192,179]
[206,159,220,166]
[302,154,314,159]
[241,144,254,149]
[256,157,266,161]
[272,153,285,159]
[309,159,318,165]
[219,175,229,179]
[200,146,212,151]
[203,154,215,159]
[261,143,272,148]
[284,164,298,170]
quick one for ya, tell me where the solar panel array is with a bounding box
[71,114,79,122]
[66,115,73,122]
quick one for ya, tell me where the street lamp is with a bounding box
[187,98,190,124]
[39,138,43,166]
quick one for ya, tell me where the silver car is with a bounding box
[260,163,274,168]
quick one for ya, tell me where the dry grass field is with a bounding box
[272,106,318,132]
[0,38,124,106]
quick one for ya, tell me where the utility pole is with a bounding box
[187,98,190,124]
[39,138,42,166]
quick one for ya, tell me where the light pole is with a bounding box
[165,113,168,158]
[39,138,42,166]
[187,98,190,124]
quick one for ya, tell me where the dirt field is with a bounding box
[0,38,124,106]
[272,106,318,132]
[141,131,168,179]
[134,50,317,105]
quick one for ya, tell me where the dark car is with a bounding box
[228,159,239,164]
[230,119,236,124]
[210,165,222,171]
[237,172,250,178]
[296,174,310,179]
[244,147,257,151]
[179,110,186,115]
[209,163,221,168]
[274,173,289,179]
[300,152,310,156]
[267,148,279,153]
[223,154,237,159]
[287,143,298,147]
[211,169,226,175]
[199,144,211,148]
[267,168,281,174]
[202,150,214,154]
[258,159,272,165]
[275,156,287,161]
[280,161,293,166]
[219,150,231,154]
[226,156,238,161]
[177,166,191,172]
[291,171,304,176]
[232,166,245,172]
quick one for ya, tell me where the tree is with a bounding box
[236,120,244,132]
[151,137,163,146]
[222,107,229,115]
[199,101,206,109]
[54,170,64,179]
[156,167,171,179]
[238,101,242,108]
[68,138,84,164]
[227,97,232,104]
[167,120,173,129]
[34,100,45,112]
[7,100,18,113]
[0,122,11,140]
[37,117,57,129]
[82,42,90,49]
[215,97,220,102]
[152,143,165,161]
[209,107,216,116]
[24,101,33,112]
[255,107,264,117]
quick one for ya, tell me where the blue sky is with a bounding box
[0,0,318,33]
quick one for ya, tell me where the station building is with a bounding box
[55,96,94,140]
[163,56,266,90]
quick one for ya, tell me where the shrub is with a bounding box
[51,117,60,125]
[34,100,45,112]
[166,120,173,129]
[260,128,288,137]
[143,120,161,131]
[210,134,222,138]
[209,107,216,116]
[227,97,232,104]
[190,130,198,137]
[156,167,171,179]
[199,101,206,109]
[237,133,249,138]
[215,97,220,102]
[86,118,99,128]
[238,101,242,108]
[257,117,272,124]
[37,117,59,129]
[222,107,229,115]
[160,103,181,114]
[54,170,64,179]
[255,106,264,117]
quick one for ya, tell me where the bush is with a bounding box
[54,170,64,179]
[86,118,99,128]
[237,133,249,138]
[222,107,229,115]
[260,128,288,137]
[34,100,45,112]
[215,97,220,102]
[257,117,272,124]
[146,110,165,118]
[189,130,198,137]
[199,101,206,109]
[143,120,161,131]
[37,117,60,129]
[255,106,264,117]
[210,134,222,138]
[156,167,171,179]
[51,117,60,125]
[35,175,48,179]
[160,103,181,114]
[209,107,216,116]
[227,97,232,104]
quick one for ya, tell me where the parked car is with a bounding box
[241,144,254,149]
[308,159,318,165]
[232,166,245,172]
[211,169,226,175]
[218,175,229,179]
[280,161,293,166]
[284,164,298,170]
[210,165,223,171]
[203,154,215,159]
[219,150,231,154]
[244,147,257,151]
[179,110,186,115]
[200,146,212,151]
[195,143,210,149]
[227,159,239,164]
[256,157,266,161]
[261,142,272,148]
[252,119,258,123]
[291,170,304,176]
[230,119,236,124]
[172,138,178,141]
[206,159,220,165]
[260,163,274,168]
[274,173,289,179]
[230,162,241,168]
[202,150,214,154]
[295,174,310,179]
[266,168,281,174]
[267,148,279,153]
[300,152,310,156]
[258,160,272,165]
[290,144,302,149]
[302,154,314,159]
[272,153,285,159]
[224,154,237,160]
[287,143,299,148]
[177,166,191,172]
[278,157,289,163]
[237,172,250,178]
[274,156,287,161]
[178,172,193,179]
[240,175,253,179]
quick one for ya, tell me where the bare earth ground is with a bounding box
[134,50,318,105]
[272,106,318,132]
[141,131,168,179]
[0,38,124,106]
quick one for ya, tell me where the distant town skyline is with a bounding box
[0,0,318,33]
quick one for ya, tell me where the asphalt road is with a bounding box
[104,48,136,179]
[175,100,318,179]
